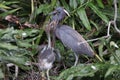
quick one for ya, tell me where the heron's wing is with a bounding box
[55,25,94,57]
[60,25,86,42]
[55,26,76,48]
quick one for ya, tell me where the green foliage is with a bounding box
[0,0,120,79]
[0,69,4,78]
[0,27,41,78]
[37,0,57,15]
[0,1,20,18]
[55,63,120,80]
[88,2,109,24]
[77,7,91,30]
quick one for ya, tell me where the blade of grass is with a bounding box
[77,7,91,30]
[88,3,109,23]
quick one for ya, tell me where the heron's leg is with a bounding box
[74,53,79,66]
[46,69,50,80]
[14,65,18,79]
[41,71,46,80]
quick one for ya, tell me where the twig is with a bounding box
[78,0,119,45]
[78,20,112,45]
[113,0,120,33]
[78,35,110,45]
[107,21,112,36]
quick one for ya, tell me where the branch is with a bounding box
[78,0,119,45]
[113,0,120,33]
[78,35,110,45]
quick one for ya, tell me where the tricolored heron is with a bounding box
[50,7,95,66]
[37,24,55,80]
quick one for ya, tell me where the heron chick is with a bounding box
[37,24,55,80]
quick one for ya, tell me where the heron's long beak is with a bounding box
[63,9,70,17]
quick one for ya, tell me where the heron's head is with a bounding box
[50,7,70,22]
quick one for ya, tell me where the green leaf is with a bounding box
[96,0,104,8]
[0,1,19,9]
[80,0,85,4]
[105,66,117,77]
[0,56,27,64]
[98,45,104,61]
[35,29,44,45]
[50,0,57,7]
[69,0,77,9]
[25,29,39,37]
[115,50,120,59]
[90,20,99,30]
[57,64,97,80]
[114,50,120,64]
[0,4,11,9]
[88,3,109,23]
[102,9,120,21]
[0,69,4,78]
[60,0,70,11]
[77,7,91,30]
[0,55,30,70]
[0,42,18,50]
[110,49,120,65]
[0,27,14,35]
[37,0,56,15]
[56,63,120,80]
[16,40,32,48]
[37,4,49,15]
[66,75,74,80]
[2,1,19,5]
[0,8,21,18]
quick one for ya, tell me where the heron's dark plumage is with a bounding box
[50,7,94,66]
[55,24,94,57]
[51,7,67,23]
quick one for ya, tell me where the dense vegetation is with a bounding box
[0,0,120,80]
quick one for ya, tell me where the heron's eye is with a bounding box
[57,11,60,14]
